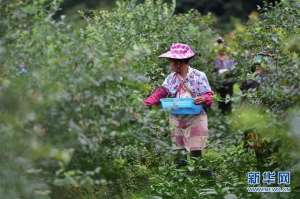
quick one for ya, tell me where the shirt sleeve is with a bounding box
[162,72,176,96]
[202,91,214,107]
[200,72,212,94]
[200,72,214,107]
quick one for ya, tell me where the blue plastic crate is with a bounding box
[160,98,203,115]
[160,98,194,109]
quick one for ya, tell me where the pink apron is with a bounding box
[169,76,208,152]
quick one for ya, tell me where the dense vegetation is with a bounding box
[56,0,277,27]
[0,0,299,198]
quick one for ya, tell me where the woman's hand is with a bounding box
[194,96,205,105]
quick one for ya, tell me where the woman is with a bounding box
[214,50,236,114]
[144,43,214,167]
[214,37,236,114]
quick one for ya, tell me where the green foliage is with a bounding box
[231,105,278,136]
[1,0,215,198]
[148,145,257,199]
[229,0,300,112]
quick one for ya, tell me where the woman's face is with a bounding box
[218,52,226,60]
[168,59,181,73]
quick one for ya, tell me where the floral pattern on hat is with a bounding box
[159,43,195,59]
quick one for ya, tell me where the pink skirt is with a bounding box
[169,113,208,152]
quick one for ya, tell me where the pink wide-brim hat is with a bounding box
[159,43,196,59]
